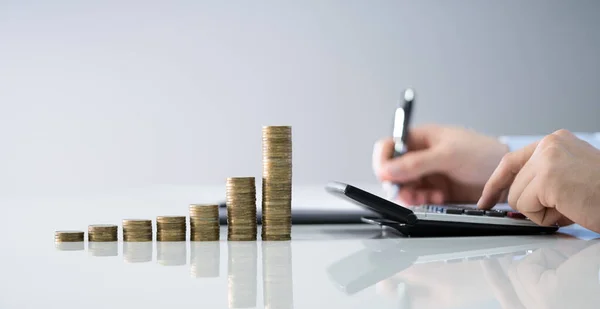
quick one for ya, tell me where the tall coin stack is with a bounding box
[189,204,220,241]
[122,219,152,242]
[226,177,257,241]
[88,224,118,242]
[156,216,186,241]
[261,126,292,241]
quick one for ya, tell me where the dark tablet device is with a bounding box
[325,181,559,237]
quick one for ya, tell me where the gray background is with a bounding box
[1,0,599,196]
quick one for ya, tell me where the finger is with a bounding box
[516,176,563,226]
[430,190,445,204]
[397,187,418,206]
[372,138,395,179]
[381,148,446,183]
[404,125,439,151]
[422,174,449,204]
[478,141,539,209]
[507,158,537,207]
[414,190,427,205]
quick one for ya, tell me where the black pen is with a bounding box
[384,88,415,199]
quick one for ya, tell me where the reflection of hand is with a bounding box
[482,241,600,309]
[375,260,494,308]
[372,125,508,205]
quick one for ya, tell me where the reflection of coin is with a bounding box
[89,241,118,257]
[262,242,294,309]
[123,242,152,263]
[190,242,220,278]
[228,242,257,308]
[55,241,84,251]
[157,241,186,266]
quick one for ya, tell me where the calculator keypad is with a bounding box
[414,204,527,220]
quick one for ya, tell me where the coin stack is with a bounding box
[55,231,85,251]
[226,177,257,241]
[55,230,84,242]
[156,216,186,241]
[122,219,153,242]
[189,204,220,241]
[88,224,118,242]
[261,126,293,241]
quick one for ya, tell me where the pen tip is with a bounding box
[403,88,415,102]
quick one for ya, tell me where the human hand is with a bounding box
[373,125,509,205]
[478,129,600,232]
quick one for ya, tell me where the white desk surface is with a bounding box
[1,184,599,308]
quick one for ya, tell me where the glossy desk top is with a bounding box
[2,186,600,308]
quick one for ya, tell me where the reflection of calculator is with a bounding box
[327,235,561,295]
[325,182,559,237]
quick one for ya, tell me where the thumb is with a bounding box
[381,148,445,183]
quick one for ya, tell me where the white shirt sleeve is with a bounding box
[499,132,600,152]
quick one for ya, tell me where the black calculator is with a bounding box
[325,182,559,237]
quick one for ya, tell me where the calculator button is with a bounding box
[446,208,464,215]
[485,210,507,217]
[464,209,485,216]
[507,212,526,219]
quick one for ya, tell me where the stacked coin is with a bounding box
[189,204,220,241]
[55,230,84,242]
[226,177,257,241]
[88,225,118,242]
[156,216,186,241]
[261,126,292,241]
[122,219,153,242]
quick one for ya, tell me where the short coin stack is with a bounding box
[54,230,84,242]
[88,225,118,242]
[226,177,257,241]
[261,126,293,241]
[157,216,186,241]
[189,204,220,241]
[122,219,152,242]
